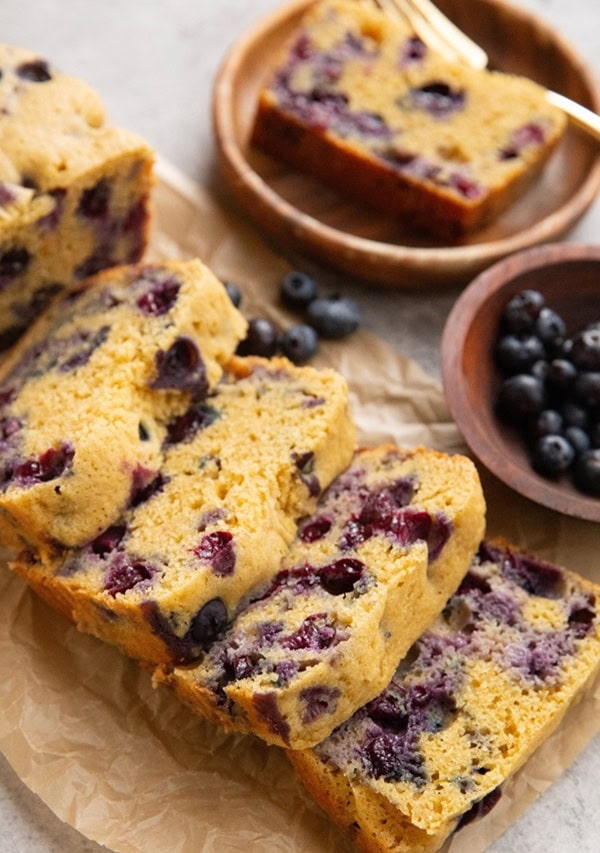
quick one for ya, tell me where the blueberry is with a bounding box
[78,179,110,219]
[136,278,180,315]
[534,307,566,345]
[306,295,360,339]
[104,556,154,596]
[91,524,127,557]
[299,514,333,543]
[409,81,465,118]
[13,443,75,485]
[503,289,545,332]
[319,558,365,595]
[546,358,577,392]
[532,434,575,478]
[562,402,590,430]
[152,337,207,397]
[496,333,546,374]
[188,597,228,647]
[497,374,546,421]
[530,359,550,381]
[279,324,318,364]
[573,372,600,407]
[574,449,600,495]
[236,317,279,357]
[571,328,600,370]
[16,59,52,82]
[280,270,319,311]
[532,409,563,439]
[194,530,235,576]
[0,248,31,288]
[563,426,590,455]
[223,280,242,308]
[590,422,600,448]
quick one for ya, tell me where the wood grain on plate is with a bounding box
[441,242,600,523]
[212,0,600,289]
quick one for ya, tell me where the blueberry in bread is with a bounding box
[0,258,247,555]
[11,356,356,666]
[289,540,600,852]
[251,0,566,238]
[0,44,154,348]
[154,444,485,748]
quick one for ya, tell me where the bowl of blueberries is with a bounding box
[441,243,600,522]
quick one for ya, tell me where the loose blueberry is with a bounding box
[223,280,242,308]
[573,449,600,495]
[532,434,575,478]
[306,295,360,339]
[497,374,546,421]
[280,270,319,311]
[236,317,279,357]
[279,324,319,364]
[503,289,545,333]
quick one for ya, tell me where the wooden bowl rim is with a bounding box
[441,241,600,522]
[212,0,600,288]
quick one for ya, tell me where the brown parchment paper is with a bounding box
[1,157,599,853]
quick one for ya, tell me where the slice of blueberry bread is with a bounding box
[289,540,600,852]
[0,44,154,349]
[153,444,485,748]
[11,356,356,666]
[0,258,247,554]
[251,0,566,238]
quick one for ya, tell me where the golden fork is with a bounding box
[369,0,600,143]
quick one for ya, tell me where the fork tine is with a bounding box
[379,0,467,65]
[405,0,488,69]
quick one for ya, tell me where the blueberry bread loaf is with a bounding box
[0,258,247,555]
[0,44,154,348]
[289,540,600,853]
[153,444,485,748]
[11,356,356,666]
[251,0,566,238]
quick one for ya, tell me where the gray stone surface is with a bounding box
[1,1,599,850]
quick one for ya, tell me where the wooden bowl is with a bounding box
[212,0,600,289]
[441,243,600,522]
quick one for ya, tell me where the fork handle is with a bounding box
[545,91,600,144]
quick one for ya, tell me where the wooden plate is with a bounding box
[212,0,600,289]
[441,243,600,523]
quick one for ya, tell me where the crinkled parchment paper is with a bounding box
[1,158,599,853]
